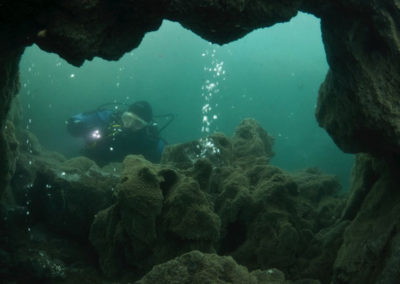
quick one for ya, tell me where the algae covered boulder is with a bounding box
[89,155,221,278]
[162,119,273,170]
[117,156,164,246]
[5,127,118,241]
[137,250,286,284]
[90,155,164,277]
[160,175,221,254]
[161,132,233,169]
[208,162,344,279]
[157,119,343,280]
[29,156,117,240]
[232,118,274,165]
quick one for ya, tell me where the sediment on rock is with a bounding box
[137,250,287,284]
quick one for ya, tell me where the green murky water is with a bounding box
[18,12,354,189]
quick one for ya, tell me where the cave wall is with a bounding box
[316,1,400,156]
[0,50,23,201]
[334,154,400,283]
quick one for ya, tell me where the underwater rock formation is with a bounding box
[29,156,117,240]
[212,165,344,280]
[316,2,400,156]
[165,0,303,44]
[1,0,400,283]
[0,129,118,282]
[89,155,221,278]
[137,250,287,284]
[0,52,22,203]
[1,118,346,282]
[333,154,400,283]
[1,121,19,204]
[162,118,274,169]
[88,119,342,281]
[232,118,275,165]
[9,142,117,240]
[163,120,344,280]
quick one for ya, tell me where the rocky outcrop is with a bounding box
[0,129,120,282]
[158,119,344,281]
[316,2,400,156]
[0,51,22,201]
[29,156,117,240]
[218,166,344,280]
[89,155,221,278]
[165,0,303,44]
[232,118,275,165]
[332,154,400,283]
[137,250,287,284]
[0,118,347,282]
[0,121,20,203]
[0,1,303,67]
[7,147,118,240]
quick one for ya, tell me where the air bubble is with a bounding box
[199,48,226,154]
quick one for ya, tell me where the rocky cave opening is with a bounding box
[1,1,400,283]
[17,14,353,190]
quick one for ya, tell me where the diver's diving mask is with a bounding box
[121,111,148,131]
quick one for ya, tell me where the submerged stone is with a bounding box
[137,250,287,284]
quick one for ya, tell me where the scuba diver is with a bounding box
[66,100,173,166]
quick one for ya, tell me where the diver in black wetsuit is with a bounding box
[67,101,169,166]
